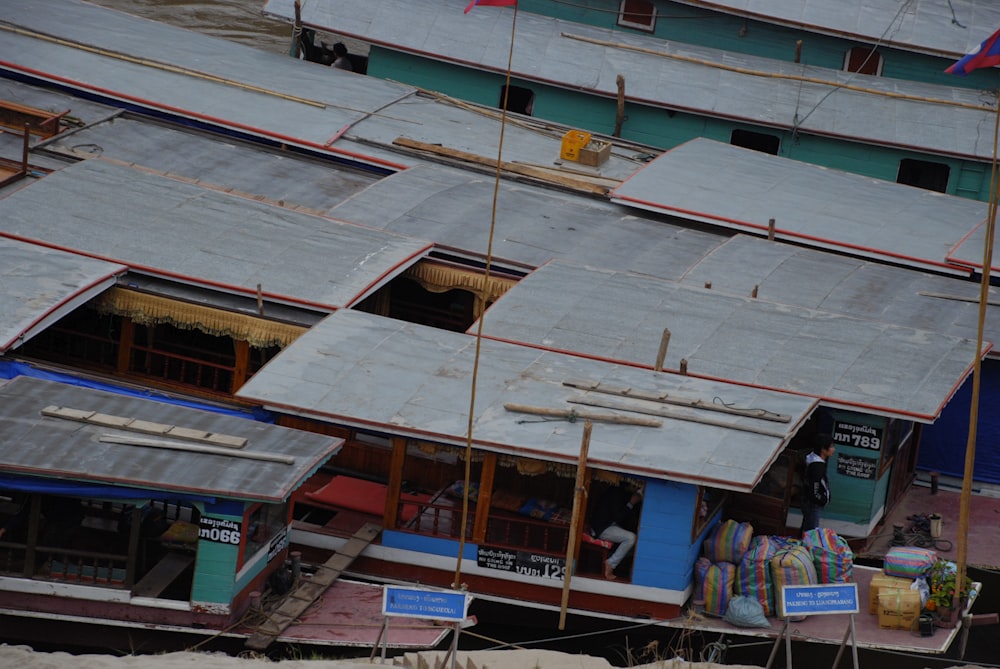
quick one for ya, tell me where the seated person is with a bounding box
[589,485,642,580]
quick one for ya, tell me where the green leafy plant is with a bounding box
[926,559,971,611]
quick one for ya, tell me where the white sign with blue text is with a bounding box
[781,583,859,617]
[382,586,471,622]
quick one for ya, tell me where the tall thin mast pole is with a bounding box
[955,88,1000,609]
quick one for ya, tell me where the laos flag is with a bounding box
[464,0,516,13]
[946,28,1000,76]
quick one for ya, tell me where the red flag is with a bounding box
[946,28,1000,76]
[464,0,516,14]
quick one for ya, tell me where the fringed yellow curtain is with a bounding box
[93,287,306,349]
[403,262,516,309]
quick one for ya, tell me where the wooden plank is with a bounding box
[244,523,382,650]
[132,552,193,598]
[392,137,612,196]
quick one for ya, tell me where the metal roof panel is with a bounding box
[475,260,984,421]
[0,159,430,309]
[0,237,126,352]
[236,310,818,492]
[263,0,998,160]
[611,138,990,275]
[670,0,1000,58]
[0,376,341,503]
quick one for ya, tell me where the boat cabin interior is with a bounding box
[0,493,199,600]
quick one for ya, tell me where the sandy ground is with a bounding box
[2,644,990,669]
[0,644,769,669]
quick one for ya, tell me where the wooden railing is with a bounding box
[485,513,569,555]
[399,500,472,539]
[0,541,132,587]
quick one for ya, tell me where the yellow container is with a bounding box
[560,130,591,161]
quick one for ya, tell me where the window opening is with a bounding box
[731,129,780,155]
[499,85,535,116]
[241,502,289,569]
[844,46,883,76]
[617,0,656,32]
[897,158,950,193]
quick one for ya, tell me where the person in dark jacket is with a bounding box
[590,485,642,580]
[800,435,835,534]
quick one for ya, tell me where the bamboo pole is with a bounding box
[561,32,993,112]
[955,88,1000,614]
[503,403,662,427]
[559,421,592,629]
[563,380,791,422]
[568,396,787,438]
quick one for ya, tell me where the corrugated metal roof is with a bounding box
[475,259,984,422]
[0,0,641,183]
[610,138,991,275]
[263,0,996,161]
[670,0,1000,58]
[235,309,818,493]
[0,376,341,503]
[679,234,1000,344]
[0,237,125,353]
[328,163,724,275]
[0,159,431,310]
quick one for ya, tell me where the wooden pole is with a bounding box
[955,88,1000,613]
[559,421,592,629]
[654,327,671,371]
[568,396,787,437]
[614,75,625,137]
[767,218,776,241]
[503,403,662,427]
[290,0,302,58]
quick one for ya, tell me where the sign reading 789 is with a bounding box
[833,420,883,450]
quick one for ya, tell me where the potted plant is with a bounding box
[925,559,972,626]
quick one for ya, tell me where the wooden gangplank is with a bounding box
[245,522,382,650]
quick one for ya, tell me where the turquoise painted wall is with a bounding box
[516,0,1000,90]
[367,49,991,201]
[818,410,891,525]
[191,504,244,604]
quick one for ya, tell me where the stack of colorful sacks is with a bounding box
[695,519,754,617]
[695,522,855,623]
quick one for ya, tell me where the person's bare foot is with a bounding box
[603,561,616,580]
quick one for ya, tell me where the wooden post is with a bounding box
[614,75,626,137]
[472,452,497,544]
[654,328,671,371]
[559,421,592,629]
[256,283,264,315]
[290,0,302,59]
[384,437,408,530]
[767,218,776,241]
[679,358,688,375]
[704,281,712,289]
[752,284,759,299]
[794,40,803,64]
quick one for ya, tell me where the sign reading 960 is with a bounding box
[199,517,242,545]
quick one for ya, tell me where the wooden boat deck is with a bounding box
[235,578,452,649]
[859,481,1000,571]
